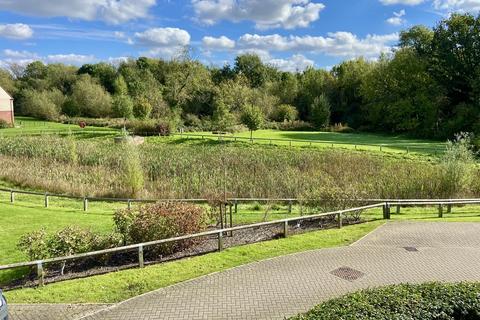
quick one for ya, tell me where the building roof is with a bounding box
[0,86,12,100]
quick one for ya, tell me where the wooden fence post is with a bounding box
[44,193,49,208]
[283,221,288,238]
[218,231,223,251]
[10,190,14,203]
[447,204,452,213]
[338,212,343,228]
[37,262,45,287]
[229,204,233,237]
[396,205,401,214]
[127,200,132,210]
[438,204,443,218]
[83,198,89,212]
[234,200,238,214]
[383,203,391,219]
[138,245,144,268]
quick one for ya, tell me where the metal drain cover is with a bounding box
[330,266,365,281]
[403,247,419,252]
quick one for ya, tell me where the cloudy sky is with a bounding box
[0,0,479,72]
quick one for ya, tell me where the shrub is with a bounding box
[17,229,50,261]
[329,123,355,133]
[0,119,10,129]
[439,132,475,197]
[290,282,480,320]
[126,119,173,136]
[17,227,121,274]
[272,104,298,122]
[114,202,208,253]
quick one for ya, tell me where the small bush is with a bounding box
[291,282,480,320]
[118,142,144,197]
[126,119,173,136]
[271,104,298,122]
[0,119,10,129]
[113,202,208,254]
[329,123,355,133]
[17,227,121,261]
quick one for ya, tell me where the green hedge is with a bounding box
[291,283,480,320]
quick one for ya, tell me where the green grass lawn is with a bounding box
[0,117,118,138]
[171,129,446,156]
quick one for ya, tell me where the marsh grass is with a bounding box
[0,135,476,200]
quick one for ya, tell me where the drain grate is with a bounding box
[403,247,419,252]
[330,266,365,282]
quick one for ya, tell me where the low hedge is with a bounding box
[291,282,480,320]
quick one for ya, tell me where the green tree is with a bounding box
[133,97,152,119]
[69,75,112,117]
[399,25,434,56]
[212,99,235,132]
[310,94,331,129]
[241,105,264,140]
[234,54,267,88]
[113,94,134,118]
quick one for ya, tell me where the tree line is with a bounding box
[1,13,479,139]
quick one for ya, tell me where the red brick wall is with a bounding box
[0,111,13,124]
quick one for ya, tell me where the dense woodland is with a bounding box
[1,13,480,139]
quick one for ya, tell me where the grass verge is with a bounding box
[5,220,384,304]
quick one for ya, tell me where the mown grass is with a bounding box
[173,129,446,157]
[0,117,117,138]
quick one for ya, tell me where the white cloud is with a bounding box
[45,54,97,65]
[433,0,480,12]
[267,54,314,72]
[3,49,37,59]
[192,0,325,29]
[135,28,190,47]
[0,0,156,24]
[0,23,33,39]
[380,0,425,5]
[202,36,236,50]
[134,27,191,59]
[386,9,406,25]
[236,32,398,58]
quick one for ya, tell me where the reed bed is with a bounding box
[0,135,476,200]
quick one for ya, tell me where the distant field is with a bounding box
[0,117,118,138]
[173,129,446,156]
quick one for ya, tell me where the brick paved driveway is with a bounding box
[11,222,480,320]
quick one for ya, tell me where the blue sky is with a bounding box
[0,0,478,71]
